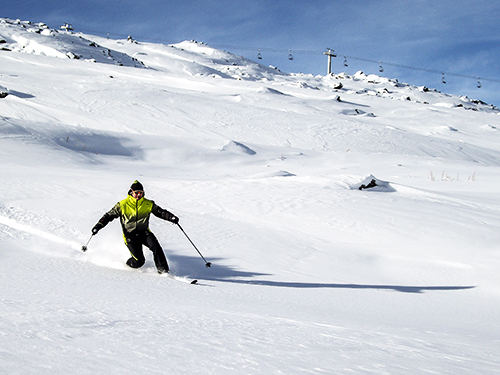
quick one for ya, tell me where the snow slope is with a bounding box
[1,18,500,374]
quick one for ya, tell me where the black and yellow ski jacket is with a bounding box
[97,194,177,236]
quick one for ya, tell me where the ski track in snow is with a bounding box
[0,205,81,250]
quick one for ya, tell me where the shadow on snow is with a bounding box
[168,254,476,294]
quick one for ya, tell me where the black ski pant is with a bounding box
[124,230,169,272]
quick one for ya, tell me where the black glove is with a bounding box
[92,222,104,235]
[166,213,179,224]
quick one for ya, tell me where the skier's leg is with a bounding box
[125,235,145,269]
[144,231,169,273]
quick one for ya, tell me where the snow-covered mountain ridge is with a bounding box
[1,18,144,67]
[2,18,497,112]
[1,17,500,374]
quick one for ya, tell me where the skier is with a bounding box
[91,180,179,274]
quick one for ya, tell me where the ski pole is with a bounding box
[81,234,93,252]
[177,223,211,268]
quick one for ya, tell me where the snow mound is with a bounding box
[257,87,288,95]
[248,170,296,178]
[0,85,8,98]
[221,141,257,155]
[351,175,396,192]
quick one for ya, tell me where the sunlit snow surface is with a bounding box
[1,18,500,374]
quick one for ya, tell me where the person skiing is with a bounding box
[91,180,179,274]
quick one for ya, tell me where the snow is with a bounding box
[1,18,500,374]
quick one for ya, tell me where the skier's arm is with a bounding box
[92,203,120,234]
[152,203,179,224]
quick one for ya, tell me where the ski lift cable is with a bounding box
[341,54,500,84]
[51,26,496,86]
[213,43,500,84]
[215,44,320,55]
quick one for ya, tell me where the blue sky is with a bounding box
[4,1,500,106]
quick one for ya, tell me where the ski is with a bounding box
[166,274,198,284]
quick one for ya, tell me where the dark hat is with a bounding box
[130,180,144,191]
